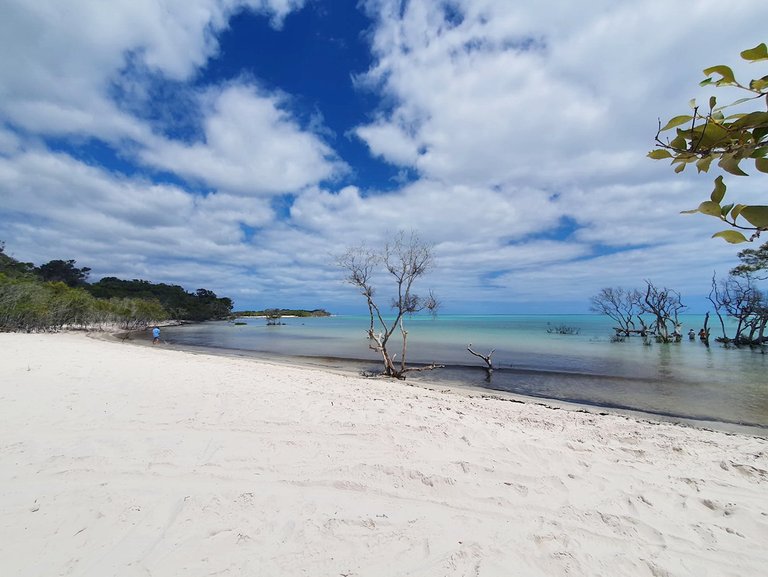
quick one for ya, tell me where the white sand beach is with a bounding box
[1,332,767,577]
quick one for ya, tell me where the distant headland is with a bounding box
[233,309,331,318]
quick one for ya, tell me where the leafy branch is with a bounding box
[649,42,768,243]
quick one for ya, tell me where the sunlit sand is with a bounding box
[1,332,766,576]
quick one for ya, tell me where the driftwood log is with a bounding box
[467,343,494,372]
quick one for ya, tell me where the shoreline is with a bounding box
[2,331,767,576]
[107,329,768,438]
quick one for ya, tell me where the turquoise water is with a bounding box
[162,314,768,430]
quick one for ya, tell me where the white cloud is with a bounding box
[1,0,766,313]
[356,0,768,188]
[0,0,306,141]
[291,180,563,242]
[141,83,344,195]
[0,148,273,276]
[354,121,420,165]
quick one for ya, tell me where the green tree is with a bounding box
[0,243,232,329]
[731,240,768,278]
[650,42,768,243]
[0,242,35,278]
[36,259,91,287]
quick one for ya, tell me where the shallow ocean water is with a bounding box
[161,314,768,430]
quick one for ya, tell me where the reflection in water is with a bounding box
[655,344,674,382]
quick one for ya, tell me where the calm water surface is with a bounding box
[162,314,768,430]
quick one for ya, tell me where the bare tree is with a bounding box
[589,287,642,336]
[467,344,495,379]
[640,280,686,342]
[264,308,283,326]
[708,273,729,341]
[337,231,441,379]
[710,274,768,345]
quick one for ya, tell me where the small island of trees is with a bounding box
[234,309,331,318]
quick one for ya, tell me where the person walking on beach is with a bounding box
[152,326,160,345]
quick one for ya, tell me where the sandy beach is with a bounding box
[1,332,767,577]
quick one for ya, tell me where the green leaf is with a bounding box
[712,230,748,244]
[731,111,768,130]
[669,134,687,149]
[722,97,755,109]
[702,65,736,85]
[710,175,727,203]
[660,115,693,131]
[696,156,714,173]
[720,203,734,217]
[697,200,723,217]
[756,158,768,173]
[694,122,730,148]
[751,77,768,91]
[730,204,746,220]
[718,156,749,176]
[674,163,686,173]
[740,43,768,61]
[708,96,717,110]
[740,206,768,228]
[699,77,713,87]
[689,98,697,110]
[648,149,673,160]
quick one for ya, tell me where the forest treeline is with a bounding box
[0,242,233,332]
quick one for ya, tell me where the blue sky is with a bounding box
[1,0,766,314]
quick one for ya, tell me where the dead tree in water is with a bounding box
[708,274,767,345]
[641,280,686,342]
[467,344,495,376]
[589,287,641,336]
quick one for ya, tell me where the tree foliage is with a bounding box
[87,277,232,321]
[0,243,232,331]
[0,273,169,332]
[36,259,91,287]
[0,241,35,278]
[730,240,768,279]
[338,231,440,379]
[650,42,768,243]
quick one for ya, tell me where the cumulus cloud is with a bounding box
[0,147,274,285]
[141,83,345,195]
[0,0,306,141]
[355,0,768,188]
[291,179,563,244]
[1,0,766,312]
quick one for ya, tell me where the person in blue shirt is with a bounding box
[152,326,160,344]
